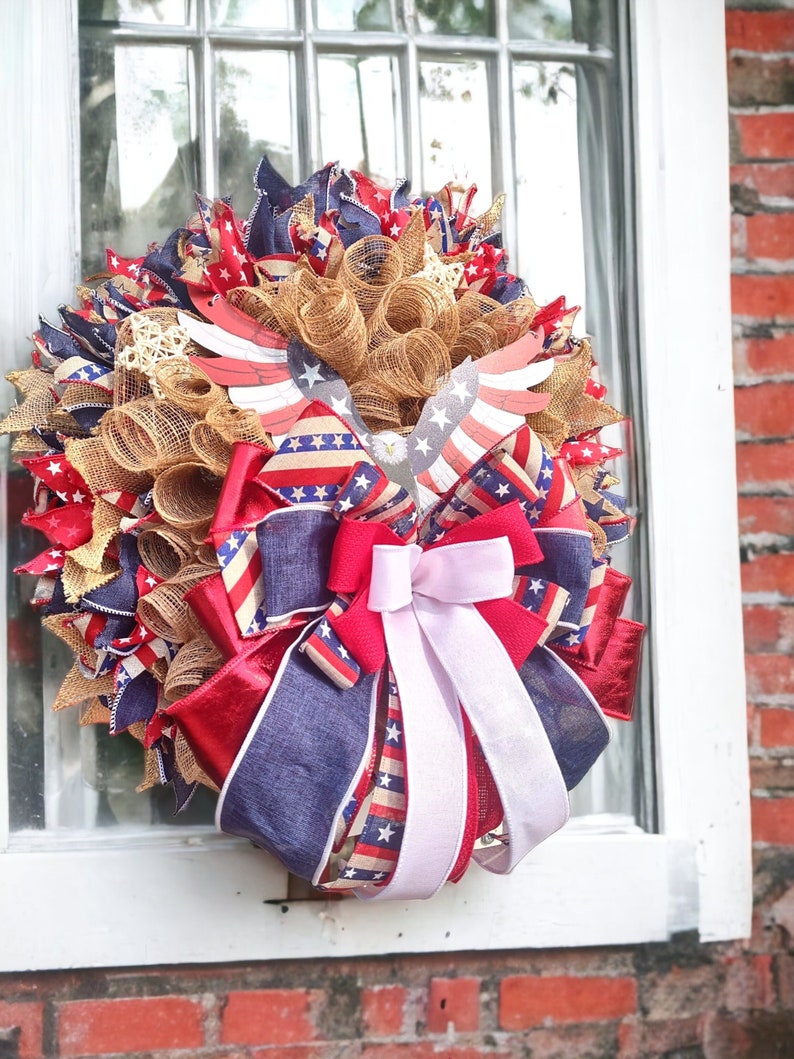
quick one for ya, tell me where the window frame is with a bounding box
[0,0,750,972]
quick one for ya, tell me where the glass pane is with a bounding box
[509,1,616,49]
[79,0,189,25]
[79,40,198,275]
[216,50,297,213]
[512,62,585,318]
[318,55,400,182]
[419,59,492,202]
[210,0,292,30]
[414,0,494,36]
[314,0,394,32]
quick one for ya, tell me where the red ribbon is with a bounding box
[327,500,549,675]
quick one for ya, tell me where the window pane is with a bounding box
[508,0,572,41]
[318,55,400,181]
[210,0,293,30]
[419,59,492,202]
[414,0,494,36]
[79,40,198,275]
[512,61,586,316]
[314,0,394,32]
[216,50,297,213]
[78,0,189,26]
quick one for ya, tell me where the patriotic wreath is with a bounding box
[3,158,644,900]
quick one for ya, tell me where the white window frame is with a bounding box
[0,0,750,971]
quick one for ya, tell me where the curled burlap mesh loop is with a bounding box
[137,525,197,580]
[227,284,282,332]
[205,401,271,445]
[449,320,504,364]
[164,636,224,704]
[137,563,215,643]
[114,362,153,408]
[189,420,233,477]
[367,329,451,400]
[152,463,224,532]
[366,278,460,351]
[297,283,367,377]
[348,381,402,433]
[338,235,404,320]
[66,436,153,497]
[153,358,224,414]
[101,397,201,473]
[397,208,429,277]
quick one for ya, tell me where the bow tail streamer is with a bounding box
[356,608,470,902]
[217,627,380,884]
[414,596,570,874]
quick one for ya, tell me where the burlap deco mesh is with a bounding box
[194,542,218,567]
[226,284,281,332]
[297,282,368,377]
[137,525,197,580]
[0,370,62,435]
[11,433,48,457]
[66,436,154,497]
[205,402,271,445]
[101,397,201,473]
[152,462,224,532]
[61,553,119,601]
[347,382,402,434]
[366,277,460,352]
[137,747,163,792]
[52,664,114,712]
[60,382,114,410]
[69,498,122,569]
[113,362,153,408]
[48,409,90,438]
[367,329,451,400]
[396,208,429,277]
[338,235,405,320]
[164,636,224,703]
[174,729,218,790]
[79,697,112,727]
[136,562,216,643]
[189,420,233,476]
[153,358,224,415]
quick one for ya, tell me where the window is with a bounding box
[0,0,749,971]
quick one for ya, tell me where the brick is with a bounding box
[641,963,725,1021]
[498,975,636,1029]
[522,1023,619,1059]
[735,381,794,438]
[701,1011,753,1059]
[742,603,793,651]
[724,954,776,1010]
[743,333,794,376]
[0,1002,43,1059]
[760,707,794,747]
[736,113,794,161]
[251,1049,334,1059]
[747,213,794,260]
[739,498,794,541]
[729,55,794,108]
[426,977,480,1034]
[733,212,748,258]
[221,990,319,1046]
[57,996,204,1057]
[752,795,794,843]
[731,275,794,322]
[742,553,794,596]
[731,163,794,208]
[361,986,406,1037]
[360,1047,500,1059]
[735,441,794,492]
[726,10,794,53]
[751,757,794,791]
[776,953,794,1008]
[746,653,794,697]
[617,1015,700,1058]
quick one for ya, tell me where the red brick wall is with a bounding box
[1,5,793,1057]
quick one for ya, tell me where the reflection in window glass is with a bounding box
[512,62,585,319]
[210,0,292,30]
[79,41,198,275]
[318,56,399,181]
[216,51,297,212]
[508,0,572,41]
[419,60,492,202]
[314,0,394,32]
[79,0,189,25]
[414,0,494,36]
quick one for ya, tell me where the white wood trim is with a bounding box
[0,827,695,972]
[632,0,752,942]
[0,0,751,970]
